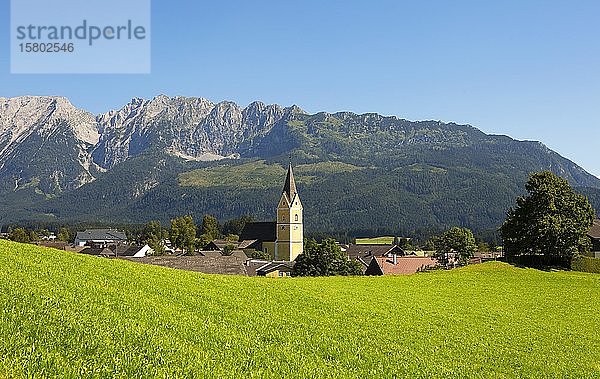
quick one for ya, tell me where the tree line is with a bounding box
[4,171,595,274]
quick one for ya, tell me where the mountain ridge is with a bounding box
[0,94,598,235]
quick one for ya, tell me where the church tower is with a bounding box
[275,163,304,261]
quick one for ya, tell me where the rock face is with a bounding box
[92,96,294,169]
[0,96,100,193]
[0,95,305,193]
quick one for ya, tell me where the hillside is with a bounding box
[1,95,599,235]
[1,240,599,377]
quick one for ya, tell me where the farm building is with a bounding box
[75,229,127,247]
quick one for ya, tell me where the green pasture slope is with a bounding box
[1,240,599,378]
[355,236,395,245]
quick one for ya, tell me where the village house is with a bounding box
[343,243,440,275]
[80,244,152,258]
[344,244,406,273]
[245,260,294,277]
[124,254,293,277]
[75,229,127,247]
[473,251,504,262]
[365,255,438,276]
[196,249,248,260]
[204,239,239,252]
[588,219,600,258]
[36,241,68,250]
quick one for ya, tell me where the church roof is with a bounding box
[282,163,298,201]
[240,222,276,242]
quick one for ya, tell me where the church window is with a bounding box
[281,226,285,230]
[295,214,299,221]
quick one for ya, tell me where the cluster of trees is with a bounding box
[128,214,257,256]
[293,239,362,276]
[430,227,477,266]
[6,227,73,244]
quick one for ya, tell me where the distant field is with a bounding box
[355,236,395,244]
[1,240,600,378]
[178,159,364,189]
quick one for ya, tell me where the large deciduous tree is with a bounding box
[142,220,167,255]
[9,227,30,243]
[200,215,221,241]
[293,239,362,277]
[57,227,74,243]
[170,215,197,255]
[433,227,476,266]
[501,171,595,262]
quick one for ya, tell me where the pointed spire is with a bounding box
[282,162,297,202]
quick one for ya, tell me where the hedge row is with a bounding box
[505,255,571,269]
[571,255,600,274]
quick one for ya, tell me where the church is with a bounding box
[239,163,304,261]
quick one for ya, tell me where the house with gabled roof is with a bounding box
[245,259,294,277]
[344,244,406,273]
[588,219,600,258]
[204,239,239,252]
[75,229,127,247]
[365,255,437,276]
[80,244,152,258]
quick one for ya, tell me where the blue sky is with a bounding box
[1,1,599,176]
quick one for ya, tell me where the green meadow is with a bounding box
[178,160,363,189]
[355,236,395,245]
[1,240,599,378]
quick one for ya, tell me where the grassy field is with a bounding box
[178,160,363,189]
[355,236,395,245]
[1,240,600,378]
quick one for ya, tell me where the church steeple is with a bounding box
[275,162,303,261]
[282,162,297,202]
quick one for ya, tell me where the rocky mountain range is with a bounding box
[0,95,303,192]
[0,95,598,237]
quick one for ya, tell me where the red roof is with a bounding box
[371,256,437,275]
